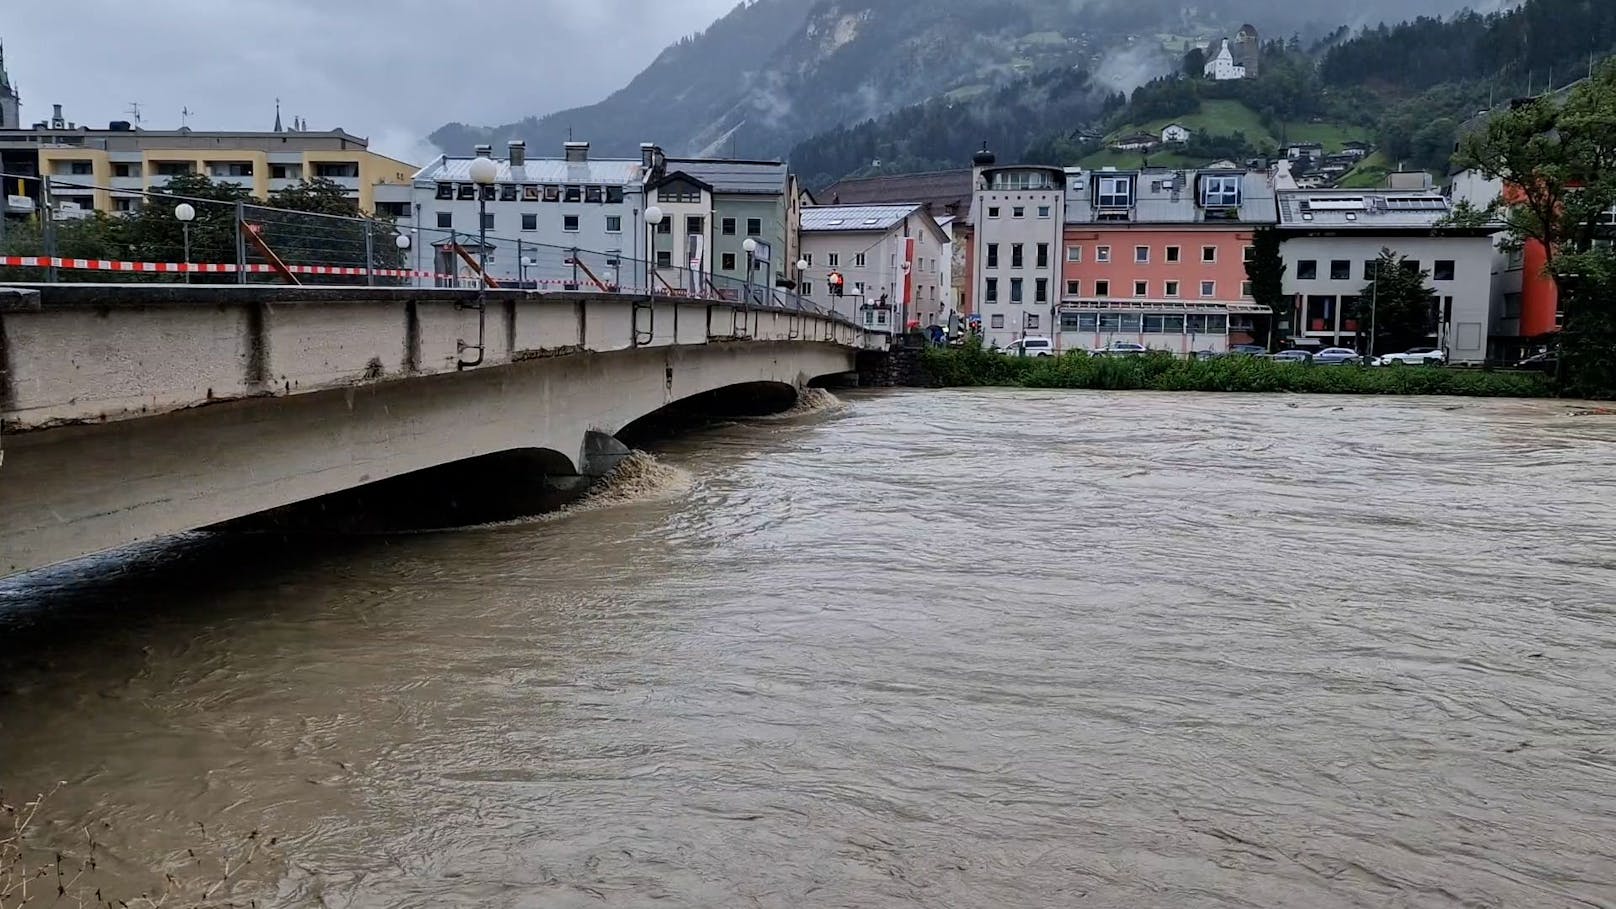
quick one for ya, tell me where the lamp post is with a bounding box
[395,233,411,287]
[468,154,498,287]
[742,237,758,305]
[645,205,664,299]
[173,203,196,283]
[520,255,536,288]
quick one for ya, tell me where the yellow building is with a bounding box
[5,105,415,216]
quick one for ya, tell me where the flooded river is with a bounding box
[3,390,1615,907]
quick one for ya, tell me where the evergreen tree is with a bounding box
[1244,226,1286,351]
[1354,250,1437,355]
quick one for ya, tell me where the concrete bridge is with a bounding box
[0,284,870,579]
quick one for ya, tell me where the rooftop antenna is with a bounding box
[180,106,194,128]
[125,101,143,127]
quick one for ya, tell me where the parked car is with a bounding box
[1270,349,1314,363]
[1228,344,1268,356]
[1003,336,1055,357]
[1091,342,1148,357]
[1380,347,1447,366]
[1313,347,1362,364]
[1516,350,1559,373]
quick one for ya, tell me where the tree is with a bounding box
[1182,46,1205,79]
[1244,226,1286,350]
[121,172,252,266]
[1354,249,1437,355]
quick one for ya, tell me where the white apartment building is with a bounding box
[969,150,1068,347]
[798,203,948,329]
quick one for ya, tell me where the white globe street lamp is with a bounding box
[174,203,197,283]
[395,234,411,250]
[644,206,665,299]
[468,154,498,286]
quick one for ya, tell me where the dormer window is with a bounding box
[1202,174,1241,208]
[1096,175,1133,209]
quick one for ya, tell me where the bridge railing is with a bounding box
[0,173,859,326]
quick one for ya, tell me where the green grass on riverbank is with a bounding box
[920,346,1554,398]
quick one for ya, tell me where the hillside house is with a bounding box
[1160,123,1191,145]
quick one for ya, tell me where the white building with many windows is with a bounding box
[969,149,1068,347]
[798,203,949,329]
[1275,188,1498,362]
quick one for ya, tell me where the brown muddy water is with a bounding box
[2,390,1615,908]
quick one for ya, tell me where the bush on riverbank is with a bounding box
[919,345,1554,397]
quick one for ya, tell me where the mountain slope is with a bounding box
[431,0,1490,162]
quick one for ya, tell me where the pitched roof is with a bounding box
[419,155,644,186]
[664,158,788,195]
[800,204,921,232]
[1065,169,1277,225]
[818,169,973,218]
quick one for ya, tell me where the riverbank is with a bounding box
[920,346,1555,397]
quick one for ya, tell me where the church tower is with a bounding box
[0,41,21,130]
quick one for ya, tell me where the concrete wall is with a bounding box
[0,285,862,577]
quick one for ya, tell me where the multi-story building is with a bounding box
[1059,166,1276,355]
[409,140,647,287]
[798,203,949,328]
[0,103,416,216]
[649,156,802,292]
[969,149,1068,348]
[820,169,974,315]
[1274,187,1497,363]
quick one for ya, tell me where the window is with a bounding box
[1402,260,1421,276]
[1363,260,1380,280]
[1200,280,1215,297]
[563,215,580,232]
[1010,278,1024,303]
[722,253,737,270]
[1241,281,1253,297]
[154,161,194,177]
[584,186,603,203]
[1297,260,1318,280]
[987,206,1001,218]
[686,216,704,235]
[658,181,700,203]
[314,162,359,178]
[521,213,538,231]
[112,163,136,178]
[1243,245,1255,263]
[986,278,999,302]
[113,197,135,213]
[1166,246,1180,263]
[1012,206,1025,218]
[656,219,672,235]
[986,244,999,268]
[1037,243,1049,268]
[722,217,736,235]
[991,314,1005,329]
[1134,280,1148,297]
[1012,244,1024,268]
[1066,279,1080,295]
[1201,246,1218,263]
[1135,246,1150,264]
[803,253,813,266]
[1165,280,1180,297]
[606,186,624,204]
[435,182,454,200]
[436,212,452,229]
[1096,246,1111,263]
[1143,314,1165,334]
[747,218,761,236]
[564,185,582,203]
[1038,205,1051,218]
[480,185,497,202]
[606,215,621,233]
[481,212,495,230]
[1202,174,1241,207]
[1100,313,1121,332]
[1330,260,1351,280]
[854,252,867,268]
[1506,248,1525,271]
[1163,314,1185,333]
[802,282,813,296]
[457,184,477,200]
[828,253,840,267]
[1026,314,1040,330]
[1434,260,1456,281]
[656,251,673,267]
[1095,280,1110,297]
[1036,278,1048,303]
[1097,175,1133,208]
[1066,245,1082,262]
[500,184,518,202]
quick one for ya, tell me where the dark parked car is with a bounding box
[1228,344,1268,356]
[1270,349,1314,364]
[1516,351,1559,373]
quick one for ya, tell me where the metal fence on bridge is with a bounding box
[0,173,855,324]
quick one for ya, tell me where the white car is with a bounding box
[1091,342,1148,357]
[1003,337,1055,357]
[1380,347,1447,366]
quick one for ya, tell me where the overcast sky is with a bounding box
[2,0,736,162]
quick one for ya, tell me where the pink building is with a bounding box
[1059,167,1276,354]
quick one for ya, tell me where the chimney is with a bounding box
[51,103,65,128]
[640,142,659,169]
[564,141,590,163]
[473,143,492,160]
[507,140,526,168]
